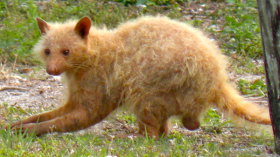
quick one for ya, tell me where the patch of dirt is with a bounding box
[0,69,62,111]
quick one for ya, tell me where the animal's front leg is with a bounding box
[10,102,73,129]
[14,105,106,136]
[12,90,116,136]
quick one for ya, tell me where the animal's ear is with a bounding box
[36,17,50,35]
[74,17,91,39]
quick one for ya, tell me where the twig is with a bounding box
[0,86,28,91]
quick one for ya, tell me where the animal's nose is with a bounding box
[46,65,62,76]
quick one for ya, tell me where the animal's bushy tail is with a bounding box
[214,83,271,125]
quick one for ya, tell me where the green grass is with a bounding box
[0,115,275,156]
[1,0,263,64]
[0,0,183,64]
[217,1,262,59]
[0,105,276,156]
[237,78,267,96]
[0,0,276,156]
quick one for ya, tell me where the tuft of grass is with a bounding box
[237,78,266,96]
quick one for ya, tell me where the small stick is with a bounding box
[0,86,28,91]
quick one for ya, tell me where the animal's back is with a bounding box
[113,17,227,102]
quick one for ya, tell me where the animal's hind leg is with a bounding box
[137,100,169,139]
[159,120,169,137]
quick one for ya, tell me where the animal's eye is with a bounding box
[45,49,50,56]
[62,50,70,56]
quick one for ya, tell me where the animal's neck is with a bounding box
[88,29,119,55]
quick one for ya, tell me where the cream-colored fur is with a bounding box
[10,16,270,138]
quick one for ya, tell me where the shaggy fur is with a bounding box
[10,16,271,138]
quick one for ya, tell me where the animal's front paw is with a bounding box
[9,121,23,129]
[11,123,39,135]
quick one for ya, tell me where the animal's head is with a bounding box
[34,17,91,75]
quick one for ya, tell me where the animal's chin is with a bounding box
[46,70,63,76]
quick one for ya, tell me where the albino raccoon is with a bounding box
[10,16,270,139]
